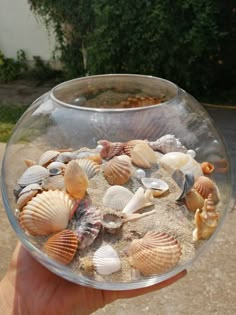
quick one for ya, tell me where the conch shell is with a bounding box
[103,157,131,185]
[131,143,157,168]
[148,134,187,154]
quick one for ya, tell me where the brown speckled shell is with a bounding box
[104,157,131,185]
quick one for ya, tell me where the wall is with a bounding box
[0,0,56,61]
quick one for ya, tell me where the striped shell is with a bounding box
[123,140,146,156]
[194,176,219,203]
[64,160,89,199]
[20,190,75,236]
[148,134,187,154]
[17,165,49,186]
[104,157,131,185]
[43,230,78,264]
[98,140,124,160]
[42,175,65,191]
[76,158,100,179]
[201,162,215,174]
[93,244,121,275]
[16,183,42,209]
[103,186,133,210]
[128,231,181,276]
[38,150,60,167]
[131,143,157,168]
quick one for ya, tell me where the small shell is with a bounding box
[17,165,49,186]
[104,157,131,185]
[86,155,102,165]
[194,176,219,203]
[172,170,195,200]
[148,134,187,154]
[38,150,60,167]
[122,187,154,215]
[101,212,123,234]
[184,189,205,212]
[141,177,169,196]
[47,162,66,175]
[131,143,157,169]
[56,152,77,163]
[93,244,121,276]
[42,175,65,191]
[98,140,124,160]
[43,230,78,265]
[24,159,37,167]
[128,231,181,276]
[76,158,100,179]
[103,186,134,210]
[116,154,132,165]
[201,162,215,174]
[123,140,146,156]
[20,190,74,236]
[16,183,42,209]
[64,160,89,199]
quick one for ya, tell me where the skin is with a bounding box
[0,242,187,315]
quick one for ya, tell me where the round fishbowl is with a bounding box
[1,74,232,290]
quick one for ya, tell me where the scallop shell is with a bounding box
[86,155,102,165]
[43,229,78,265]
[20,190,74,235]
[93,244,121,276]
[76,158,100,179]
[98,140,124,160]
[159,152,203,179]
[122,187,154,215]
[128,231,181,276]
[17,165,49,186]
[104,157,131,185]
[16,183,42,209]
[184,189,205,212]
[123,140,146,156]
[131,143,157,168]
[193,176,219,203]
[201,162,215,174]
[47,161,66,175]
[38,150,60,167]
[42,175,65,191]
[101,212,123,234]
[103,186,133,210]
[148,134,187,154]
[64,160,89,199]
[141,177,169,197]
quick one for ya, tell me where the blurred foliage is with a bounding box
[0,50,28,82]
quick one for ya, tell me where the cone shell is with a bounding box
[17,165,49,186]
[16,183,42,209]
[184,189,205,212]
[93,244,121,275]
[122,187,154,215]
[64,160,89,199]
[194,176,219,203]
[128,231,181,276]
[104,157,131,185]
[131,143,157,168]
[20,190,75,235]
[148,134,187,154]
[201,162,215,174]
[43,230,78,264]
[76,158,100,179]
[103,186,133,210]
[98,140,124,160]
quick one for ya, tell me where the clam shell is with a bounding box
[141,177,169,191]
[104,157,131,185]
[20,190,74,235]
[201,162,215,174]
[56,152,77,163]
[98,140,124,160]
[128,231,181,275]
[123,140,146,156]
[76,158,100,179]
[103,186,134,210]
[64,160,89,199]
[93,244,121,275]
[16,183,42,209]
[184,189,205,212]
[47,161,66,175]
[42,175,65,191]
[43,230,78,264]
[17,165,49,186]
[38,150,60,167]
[122,187,154,215]
[194,176,219,203]
[131,143,157,168]
[101,212,123,234]
[148,134,187,154]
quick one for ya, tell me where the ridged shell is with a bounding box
[184,189,205,212]
[128,231,181,275]
[38,150,60,167]
[42,175,65,191]
[123,140,146,156]
[64,160,89,199]
[98,140,124,160]
[16,183,42,209]
[194,176,219,203]
[17,165,49,186]
[201,162,215,174]
[76,158,100,179]
[20,190,75,236]
[103,186,134,210]
[104,157,131,185]
[43,230,78,264]
[148,134,187,154]
[86,155,102,165]
[122,187,154,215]
[93,244,121,275]
[131,143,157,168]
[47,162,66,175]
[56,152,77,163]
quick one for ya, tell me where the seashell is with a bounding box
[64,160,89,199]
[148,134,187,154]
[194,176,219,203]
[103,157,131,185]
[20,190,75,235]
[16,183,42,209]
[141,177,169,197]
[47,161,66,175]
[38,150,60,167]
[103,186,134,210]
[24,159,37,167]
[17,165,49,186]
[101,211,123,234]
[76,158,100,179]
[193,194,219,241]
[93,244,121,275]
[43,229,78,265]
[172,169,194,200]
[70,200,102,249]
[159,152,203,179]
[86,155,102,165]
[184,189,205,212]
[122,187,154,215]
[131,143,157,169]
[128,231,181,276]
[98,140,124,160]
[42,175,65,191]
[13,184,23,198]
[56,152,77,163]
[116,154,132,165]
[123,140,146,156]
[201,162,215,174]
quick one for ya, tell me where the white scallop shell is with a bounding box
[122,187,154,215]
[103,186,133,210]
[38,150,60,166]
[17,165,49,186]
[92,244,121,275]
[16,183,42,209]
[76,158,100,179]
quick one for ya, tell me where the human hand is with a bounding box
[0,242,187,315]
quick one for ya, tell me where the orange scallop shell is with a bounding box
[201,162,215,174]
[104,157,131,185]
[193,176,219,203]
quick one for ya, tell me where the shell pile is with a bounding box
[14,134,222,280]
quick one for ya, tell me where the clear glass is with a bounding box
[1,74,232,290]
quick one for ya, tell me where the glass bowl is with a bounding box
[1,74,232,290]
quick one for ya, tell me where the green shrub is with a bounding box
[0,50,28,82]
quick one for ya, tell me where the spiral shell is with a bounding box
[38,150,60,167]
[20,190,75,236]
[17,165,49,186]
[103,186,133,210]
[43,229,78,264]
[193,176,219,203]
[148,134,187,154]
[76,158,100,179]
[201,162,215,174]
[93,244,121,276]
[104,157,131,185]
[131,143,157,168]
[98,140,124,160]
[128,231,181,276]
